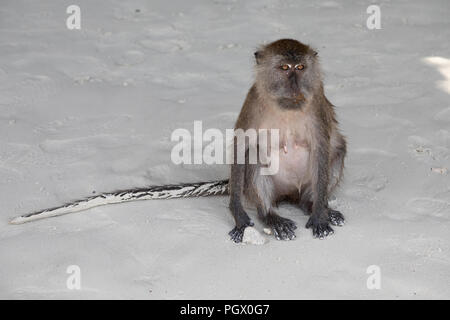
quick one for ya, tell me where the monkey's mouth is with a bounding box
[278,94,306,109]
[293,93,305,103]
[285,92,305,104]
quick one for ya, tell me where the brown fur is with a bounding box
[228,39,346,242]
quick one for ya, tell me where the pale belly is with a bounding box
[271,141,310,195]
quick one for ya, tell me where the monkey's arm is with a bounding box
[228,142,254,243]
[305,125,334,238]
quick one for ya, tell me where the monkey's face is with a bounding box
[260,55,318,103]
[254,39,322,109]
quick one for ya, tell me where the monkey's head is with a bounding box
[254,39,322,109]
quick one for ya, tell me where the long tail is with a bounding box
[10,179,229,225]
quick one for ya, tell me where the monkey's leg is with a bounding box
[299,200,312,215]
[324,134,347,227]
[329,133,347,193]
[254,174,297,241]
[228,162,254,243]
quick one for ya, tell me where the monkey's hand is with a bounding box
[306,215,334,239]
[265,214,297,241]
[229,221,254,243]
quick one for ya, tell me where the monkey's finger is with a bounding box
[228,227,244,243]
[330,218,345,227]
[282,218,297,230]
[272,226,289,240]
[329,210,345,227]
[278,227,290,240]
[272,228,281,240]
[281,224,296,240]
[284,228,296,240]
[229,231,239,242]
[272,224,294,241]
[315,225,334,239]
[231,234,243,243]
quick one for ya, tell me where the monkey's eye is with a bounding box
[295,64,305,70]
[281,64,291,70]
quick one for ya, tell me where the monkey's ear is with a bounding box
[254,51,263,64]
[312,50,318,57]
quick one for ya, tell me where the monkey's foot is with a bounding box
[306,217,334,239]
[329,209,345,226]
[266,215,297,241]
[229,222,254,243]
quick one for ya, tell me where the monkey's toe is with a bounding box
[329,209,345,226]
[306,218,334,239]
[229,222,254,243]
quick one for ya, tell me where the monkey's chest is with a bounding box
[257,110,312,194]
[271,137,310,194]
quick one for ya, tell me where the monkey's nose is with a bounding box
[288,74,298,88]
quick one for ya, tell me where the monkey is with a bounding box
[228,39,347,243]
[10,39,346,244]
